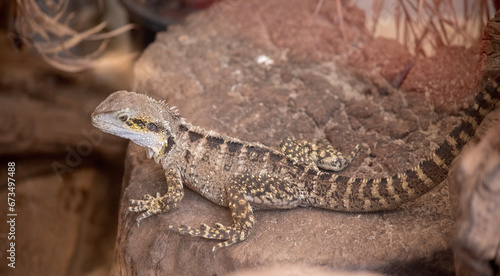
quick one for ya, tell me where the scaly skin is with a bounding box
[91,77,500,253]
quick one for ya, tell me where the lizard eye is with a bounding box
[147,122,158,132]
[118,114,129,122]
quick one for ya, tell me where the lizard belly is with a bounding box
[182,166,229,207]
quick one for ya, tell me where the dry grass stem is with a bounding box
[370,0,492,56]
[13,0,135,72]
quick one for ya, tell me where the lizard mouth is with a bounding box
[91,113,118,130]
[147,142,167,164]
[91,113,103,128]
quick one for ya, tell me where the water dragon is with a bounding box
[91,76,500,253]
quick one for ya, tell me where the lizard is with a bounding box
[91,77,500,254]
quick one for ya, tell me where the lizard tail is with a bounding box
[305,77,500,212]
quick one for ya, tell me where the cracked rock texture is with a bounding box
[112,1,496,275]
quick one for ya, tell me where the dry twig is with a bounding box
[12,0,135,72]
[368,0,491,55]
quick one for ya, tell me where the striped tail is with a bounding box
[307,77,500,212]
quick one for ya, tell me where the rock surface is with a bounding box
[226,264,383,276]
[112,1,496,275]
[448,14,500,276]
[449,108,500,276]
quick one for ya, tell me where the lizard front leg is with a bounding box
[128,167,184,225]
[168,177,255,254]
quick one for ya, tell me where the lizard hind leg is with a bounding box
[280,136,360,172]
[280,136,318,169]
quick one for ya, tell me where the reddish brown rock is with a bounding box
[227,265,383,276]
[0,30,128,276]
[449,108,500,276]
[448,15,500,276]
[111,1,499,275]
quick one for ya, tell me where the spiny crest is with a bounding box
[139,93,181,118]
[183,123,246,145]
[154,98,179,116]
[169,106,180,117]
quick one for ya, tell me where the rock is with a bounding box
[449,108,500,276]
[399,46,478,113]
[0,31,128,161]
[0,165,120,276]
[0,30,129,276]
[449,15,500,275]
[117,143,453,276]
[350,37,415,89]
[226,264,383,276]
[112,1,500,275]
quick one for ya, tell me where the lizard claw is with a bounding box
[153,154,161,164]
[127,193,165,225]
[200,223,209,230]
[214,223,225,230]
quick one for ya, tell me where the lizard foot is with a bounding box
[168,223,249,255]
[128,192,165,226]
[316,144,361,171]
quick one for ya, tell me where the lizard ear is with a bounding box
[165,128,172,138]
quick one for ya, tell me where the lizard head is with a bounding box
[91,90,179,157]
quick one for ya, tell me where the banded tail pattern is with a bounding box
[308,77,500,212]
